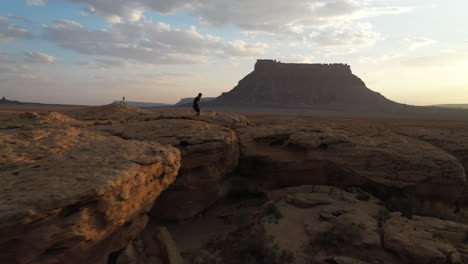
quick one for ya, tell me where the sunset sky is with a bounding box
[1,0,467,106]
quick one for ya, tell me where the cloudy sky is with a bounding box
[1,0,467,105]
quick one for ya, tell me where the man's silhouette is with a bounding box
[193,93,202,121]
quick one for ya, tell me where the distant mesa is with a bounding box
[432,104,468,109]
[209,59,398,111]
[174,97,216,106]
[112,101,172,107]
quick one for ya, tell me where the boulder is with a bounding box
[95,119,239,220]
[236,123,466,202]
[383,216,468,264]
[0,114,181,264]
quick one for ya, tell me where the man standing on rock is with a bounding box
[193,93,202,121]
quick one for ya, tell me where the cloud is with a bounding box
[83,59,132,69]
[307,23,382,54]
[43,20,266,64]
[404,37,436,51]
[0,52,16,64]
[0,55,37,80]
[403,49,468,67]
[359,53,402,64]
[279,55,314,63]
[26,0,47,6]
[36,0,411,33]
[24,51,57,64]
[0,16,32,42]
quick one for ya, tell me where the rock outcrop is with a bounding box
[0,113,181,264]
[173,184,468,264]
[236,122,466,202]
[95,119,240,220]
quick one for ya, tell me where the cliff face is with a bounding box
[213,60,397,111]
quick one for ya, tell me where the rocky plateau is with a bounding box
[1,104,468,264]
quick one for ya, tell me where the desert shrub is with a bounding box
[418,201,456,221]
[459,209,468,225]
[384,195,421,218]
[184,249,223,264]
[263,203,283,222]
[206,227,294,264]
[231,212,253,227]
[376,207,390,223]
[238,234,294,264]
[319,221,362,249]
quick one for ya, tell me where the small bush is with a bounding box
[239,234,294,264]
[418,201,456,221]
[206,227,295,264]
[231,212,253,227]
[263,203,283,222]
[319,221,362,249]
[376,208,390,223]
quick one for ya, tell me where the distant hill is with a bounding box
[432,104,468,109]
[0,97,24,105]
[112,101,172,107]
[175,97,216,106]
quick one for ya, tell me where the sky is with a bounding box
[0,0,467,106]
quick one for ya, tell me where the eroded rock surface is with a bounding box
[383,216,468,264]
[237,123,466,202]
[95,119,239,220]
[0,113,181,264]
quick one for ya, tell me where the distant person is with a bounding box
[193,93,202,121]
[120,96,126,105]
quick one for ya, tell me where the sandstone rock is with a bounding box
[0,114,181,264]
[237,123,466,202]
[95,119,239,220]
[383,216,468,264]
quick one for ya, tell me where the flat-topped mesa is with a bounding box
[212,59,396,110]
[254,59,352,74]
